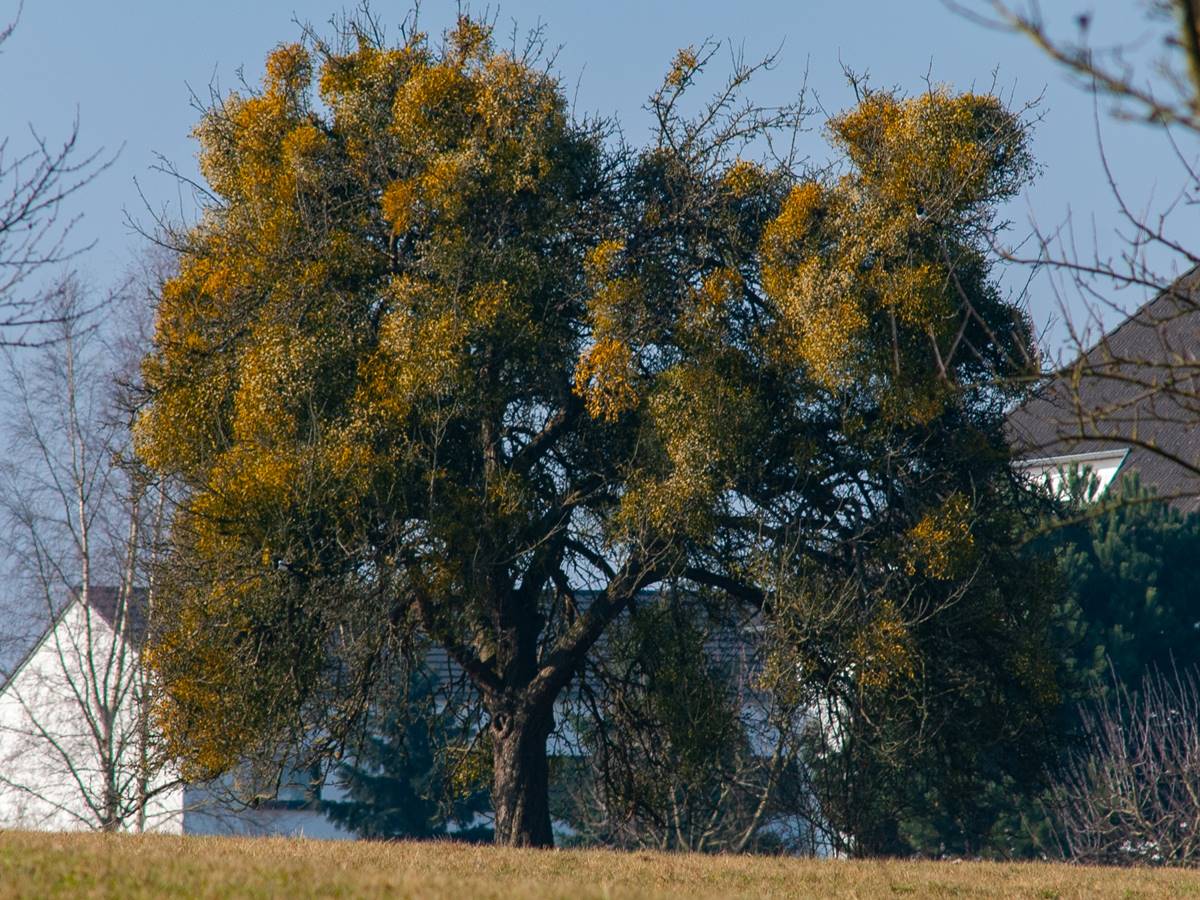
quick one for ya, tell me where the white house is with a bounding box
[0,587,351,838]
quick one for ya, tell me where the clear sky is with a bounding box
[1,0,1192,355]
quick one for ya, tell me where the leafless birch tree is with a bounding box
[0,278,180,832]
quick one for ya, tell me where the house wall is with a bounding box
[0,602,184,832]
[0,601,361,838]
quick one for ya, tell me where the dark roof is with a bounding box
[84,586,150,645]
[1008,267,1200,512]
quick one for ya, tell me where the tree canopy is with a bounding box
[137,12,1060,849]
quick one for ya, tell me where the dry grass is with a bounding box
[0,832,1198,899]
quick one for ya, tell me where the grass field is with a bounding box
[0,833,1198,898]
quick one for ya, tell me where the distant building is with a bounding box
[0,587,351,838]
[1008,268,1200,510]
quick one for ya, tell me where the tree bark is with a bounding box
[490,706,555,848]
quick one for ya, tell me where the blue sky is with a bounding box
[1,1,1192,354]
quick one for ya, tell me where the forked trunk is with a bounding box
[490,708,554,847]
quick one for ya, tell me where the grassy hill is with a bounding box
[0,833,1198,898]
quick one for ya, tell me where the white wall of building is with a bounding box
[0,600,353,838]
[0,602,184,832]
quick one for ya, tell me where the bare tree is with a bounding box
[0,4,113,345]
[1043,666,1200,865]
[0,278,180,832]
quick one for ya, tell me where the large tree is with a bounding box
[137,13,1057,848]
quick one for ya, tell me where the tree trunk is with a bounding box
[490,707,554,847]
[102,773,121,832]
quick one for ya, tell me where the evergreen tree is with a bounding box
[1048,475,1200,690]
[323,668,492,841]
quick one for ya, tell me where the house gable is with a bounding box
[1008,267,1200,509]
[0,589,352,838]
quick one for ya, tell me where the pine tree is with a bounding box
[1050,475,1200,689]
[322,667,491,841]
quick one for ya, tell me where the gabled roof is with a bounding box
[1008,267,1200,511]
[0,587,149,694]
